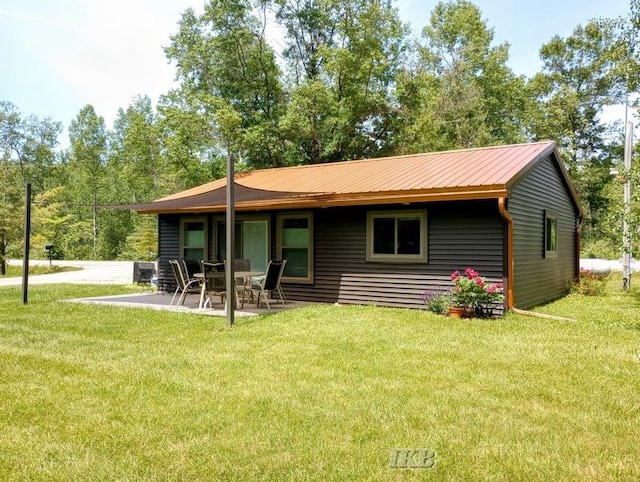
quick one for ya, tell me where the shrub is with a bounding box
[423,289,452,315]
[450,268,504,310]
[571,270,608,296]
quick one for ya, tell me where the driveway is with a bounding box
[0,260,134,287]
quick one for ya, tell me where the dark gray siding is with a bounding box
[283,200,504,309]
[157,201,505,309]
[508,156,579,308]
[157,214,180,283]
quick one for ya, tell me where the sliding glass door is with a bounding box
[216,217,269,272]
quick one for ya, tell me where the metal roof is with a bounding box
[137,141,582,214]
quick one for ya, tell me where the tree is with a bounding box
[0,101,62,194]
[109,96,164,203]
[396,0,526,153]
[30,186,72,259]
[527,20,620,245]
[0,160,22,274]
[277,0,408,162]
[67,105,108,258]
[165,1,287,169]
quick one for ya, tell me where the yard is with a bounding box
[0,280,638,481]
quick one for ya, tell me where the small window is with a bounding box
[277,212,313,283]
[181,217,207,261]
[545,211,558,257]
[367,210,427,263]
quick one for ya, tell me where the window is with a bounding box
[216,217,270,272]
[180,218,207,261]
[545,211,558,257]
[277,213,313,283]
[366,210,427,262]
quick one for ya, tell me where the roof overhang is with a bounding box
[135,185,510,214]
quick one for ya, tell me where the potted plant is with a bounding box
[450,268,504,318]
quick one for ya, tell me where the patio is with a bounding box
[67,291,310,317]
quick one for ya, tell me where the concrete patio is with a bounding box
[67,290,309,317]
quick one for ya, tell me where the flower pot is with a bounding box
[449,306,464,318]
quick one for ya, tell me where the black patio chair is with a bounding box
[247,259,286,311]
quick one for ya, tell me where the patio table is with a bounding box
[195,271,264,310]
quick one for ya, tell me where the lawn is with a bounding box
[0,264,80,278]
[0,280,639,481]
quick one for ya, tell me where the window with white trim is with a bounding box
[277,212,313,283]
[366,210,427,262]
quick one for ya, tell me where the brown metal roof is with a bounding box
[138,141,582,214]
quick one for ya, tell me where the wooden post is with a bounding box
[22,183,31,304]
[225,151,235,327]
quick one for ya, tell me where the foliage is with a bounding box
[396,0,527,153]
[67,105,108,259]
[422,288,452,315]
[30,186,72,259]
[527,20,621,243]
[0,284,639,480]
[0,161,23,274]
[450,267,504,309]
[118,215,158,261]
[581,238,619,259]
[571,269,609,296]
[276,0,407,162]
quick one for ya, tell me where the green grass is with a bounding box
[0,280,639,481]
[1,264,81,278]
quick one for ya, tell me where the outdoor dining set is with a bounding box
[168,259,287,311]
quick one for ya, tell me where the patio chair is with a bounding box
[247,259,286,311]
[169,259,201,306]
[201,261,227,308]
[181,259,201,281]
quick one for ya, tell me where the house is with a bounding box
[136,141,584,310]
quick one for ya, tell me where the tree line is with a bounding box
[1,0,639,272]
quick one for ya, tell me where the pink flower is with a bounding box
[465,268,479,279]
[475,276,484,286]
[451,270,460,281]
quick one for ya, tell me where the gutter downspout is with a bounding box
[575,214,584,281]
[498,197,514,310]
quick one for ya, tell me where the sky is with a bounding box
[0,0,634,146]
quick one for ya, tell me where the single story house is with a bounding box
[136,141,584,310]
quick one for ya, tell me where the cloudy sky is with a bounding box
[0,0,633,141]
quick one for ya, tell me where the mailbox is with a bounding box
[45,244,54,265]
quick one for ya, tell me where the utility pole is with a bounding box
[622,120,634,290]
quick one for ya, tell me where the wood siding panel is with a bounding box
[282,201,504,309]
[509,156,579,308]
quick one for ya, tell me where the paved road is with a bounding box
[0,260,135,287]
